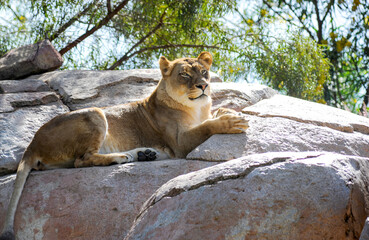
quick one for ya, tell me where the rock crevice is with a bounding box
[140,155,292,216]
[126,152,369,240]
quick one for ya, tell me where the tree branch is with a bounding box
[322,0,335,23]
[108,11,166,70]
[282,1,317,41]
[107,0,112,13]
[360,101,368,117]
[5,4,22,21]
[109,44,222,69]
[261,1,303,32]
[360,83,369,116]
[233,7,248,25]
[312,0,323,43]
[59,0,129,56]
[49,0,99,42]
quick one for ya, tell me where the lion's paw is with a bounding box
[212,114,249,134]
[137,148,158,161]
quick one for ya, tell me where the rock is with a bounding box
[361,218,369,240]
[211,82,277,112]
[243,94,369,135]
[0,160,216,239]
[0,92,60,113]
[30,69,226,110]
[126,152,369,240]
[1,68,369,239]
[187,115,369,161]
[0,40,63,80]
[209,71,222,82]
[0,79,50,93]
[30,69,162,110]
[0,103,69,175]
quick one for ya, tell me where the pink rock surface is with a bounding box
[0,160,216,239]
[126,152,369,240]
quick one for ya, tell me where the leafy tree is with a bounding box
[223,5,330,102]
[0,0,235,70]
[254,33,329,102]
[259,0,369,115]
[0,0,331,106]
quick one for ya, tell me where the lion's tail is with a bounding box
[0,156,33,240]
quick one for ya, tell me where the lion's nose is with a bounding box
[196,83,208,91]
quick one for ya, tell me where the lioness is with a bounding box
[0,52,248,240]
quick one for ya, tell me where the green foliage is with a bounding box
[0,0,235,70]
[3,0,367,114]
[259,0,369,114]
[209,2,331,102]
[255,32,329,102]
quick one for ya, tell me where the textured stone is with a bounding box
[126,152,369,240]
[30,69,162,110]
[187,115,369,161]
[0,79,50,93]
[211,82,277,112]
[0,40,63,80]
[0,160,216,240]
[0,102,69,175]
[0,92,60,113]
[30,70,229,110]
[1,68,369,239]
[209,71,222,82]
[243,94,369,135]
[361,218,369,240]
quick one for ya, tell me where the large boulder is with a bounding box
[188,94,369,161]
[126,152,369,240]
[1,69,369,239]
[0,40,63,80]
[0,160,216,239]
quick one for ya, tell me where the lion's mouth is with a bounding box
[189,94,207,100]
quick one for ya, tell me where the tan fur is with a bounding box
[0,52,248,239]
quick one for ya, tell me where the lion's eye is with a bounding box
[180,72,191,79]
[201,70,207,75]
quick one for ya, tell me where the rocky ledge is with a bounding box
[0,69,369,239]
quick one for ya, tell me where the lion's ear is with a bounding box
[197,52,212,70]
[159,56,172,76]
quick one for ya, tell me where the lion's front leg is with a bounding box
[176,114,249,157]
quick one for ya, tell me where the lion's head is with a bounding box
[158,52,213,108]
